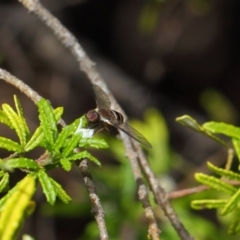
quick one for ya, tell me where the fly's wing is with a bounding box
[93,85,111,109]
[113,122,152,148]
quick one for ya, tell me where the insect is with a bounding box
[85,85,152,148]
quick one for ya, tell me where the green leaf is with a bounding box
[52,107,64,121]
[228,210,240,234]
[25,107,63,152]
[2,104,27,147]
[203,122,240,140]
[232,139,240,163]
[79,138,109,149]
[60,158,72,171]
[191,199,228,210]
[221,188,240,216]
[6,158,39,171]
[37,99,58,149]
[195,173,237,195]
[176,115,228,147]
[207,162,240,181]
[62,133,82,158]
[0,186,16,211]
[24,126,43,152]
[0,159,13,172]
[0,137,23,152]
[67,151,101,166]
[49,178,71,204]
[14,95,30,138]
[54,120,79,153]
[0,175,36,240]
[38,170,56,205]
[0,110,13,129]
[0,173,9,193]
[22,234,36,240]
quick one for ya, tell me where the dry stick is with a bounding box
[79,159,108,240]
[17,0,192,239]
[124,137,160,240]
[0,67,109,239]
[0,68,41,103]
[169,180,240,199]
[134,142,194,240]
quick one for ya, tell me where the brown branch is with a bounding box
[169,180,240,199]
[124,138,160,240]
[169,185,210,199]
[79,159,109,240]
[134,142,194,240]
[0,68,41,103]
[17,0,193,239]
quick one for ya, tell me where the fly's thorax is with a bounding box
[97,108,124,125]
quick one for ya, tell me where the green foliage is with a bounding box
[177,114,240,235]
[176,115,228,147]
[0,175,36,240]
[0,96,107,239]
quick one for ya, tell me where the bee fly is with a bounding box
[85,85,152,148]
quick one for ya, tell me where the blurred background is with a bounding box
[0,0,240,239]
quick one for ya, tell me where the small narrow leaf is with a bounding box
[0,110,13,129]
[54,120,79,152]
[0,173,9,193]
[232,139,240,164]
[6,158,39,171]
[221,188,240,216]
[2,104,27,146]
[25,108,63,152]
[37,99,58,148]
[0,137,23,152]
[14,95,30,137]
[195,173,237,195]
[52,107,64,122]
[191,199,228,210]
[67,151,101,166]
[79,138,109,149]
[24,126,43,152]
[207,162,240,181]
[60,158,72,171]
[50,178,71,204]
[0,175,36,240]
[176,115,228,147]
[38,170,56,205]
[204,122,240,140]
[62,133,82,158]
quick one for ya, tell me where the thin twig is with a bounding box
[134,142,194,240]
[124,138,160,240]
[79,159,109,240]
[0,68,41,103]
[17,0,193,239]
[169,180,240,199]
[169,185,210,199]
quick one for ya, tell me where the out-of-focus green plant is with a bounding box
[0,96,108,240]
[177,115,240,235]
[138,0,165,35]
[200,89,238,123]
